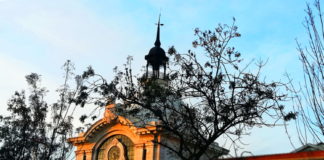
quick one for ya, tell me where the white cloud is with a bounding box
[0,0,148,65]
[2,1,116,55]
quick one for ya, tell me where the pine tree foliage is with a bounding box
[0,61,79,160]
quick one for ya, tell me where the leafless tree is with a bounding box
[289,0,324,145]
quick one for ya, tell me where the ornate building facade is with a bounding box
[68,104,168,160]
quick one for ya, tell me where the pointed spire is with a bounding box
[154,14,162,47]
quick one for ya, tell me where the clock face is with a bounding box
[108,146,120,160]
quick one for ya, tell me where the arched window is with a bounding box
[97,135,134,160]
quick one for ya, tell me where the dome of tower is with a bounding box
[145,46,167,70]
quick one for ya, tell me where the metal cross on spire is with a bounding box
[154,14,164,47]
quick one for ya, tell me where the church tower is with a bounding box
[145,15,169,79]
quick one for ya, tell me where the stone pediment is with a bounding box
[68,104,163,160]
[69,104,139,144]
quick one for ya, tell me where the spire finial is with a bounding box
[154,14,163,47]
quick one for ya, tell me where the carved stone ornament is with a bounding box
[103,138,126,160]
[104,104,118,124]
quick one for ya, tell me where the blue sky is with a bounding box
[0,0,314,156]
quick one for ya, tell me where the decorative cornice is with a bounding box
[68,104,162,145]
